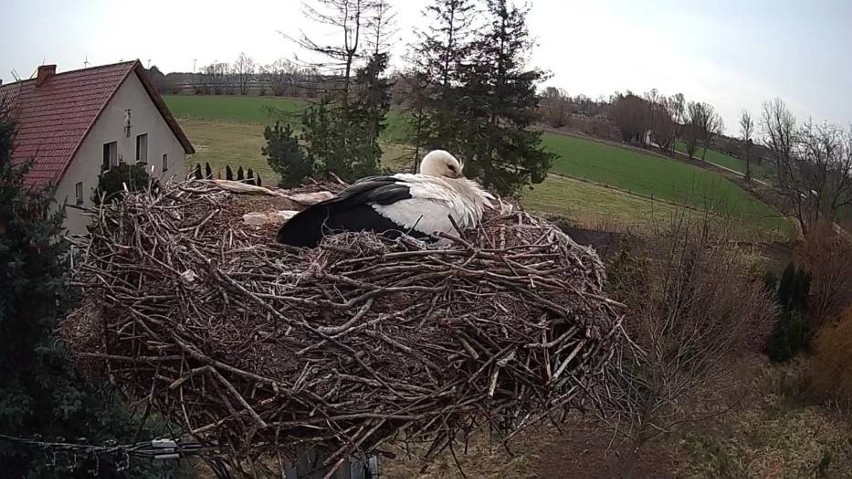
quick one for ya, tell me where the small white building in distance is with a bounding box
[0,60,194,235]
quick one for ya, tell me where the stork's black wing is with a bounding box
[276,176,430,247]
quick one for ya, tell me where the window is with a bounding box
[162,153,168,172]
[75,182,83,205]
[135,133,148,163]
[102,141,117,170]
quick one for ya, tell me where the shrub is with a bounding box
[263,121,313,187]
[603,212,775,477]
[796,221,852,326]
[810,306,852,406]
[765,261,811,362]
[767,310,808,363]
[92,162,151,205]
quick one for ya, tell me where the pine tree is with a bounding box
[237,166,245,181]
[225,164,234,181]
[294,0,389,183]
[193,163,203,179]
[246,167,255,185]
[204,162,213,179]
[460,0,554,195]
[263,122,313,187]
[256,174,262,187]
[0,108,174,477]
[406,0,477,158]
[405,0,552,194]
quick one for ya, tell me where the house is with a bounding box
[0,60,194,236]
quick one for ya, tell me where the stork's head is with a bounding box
[420,150,464,179]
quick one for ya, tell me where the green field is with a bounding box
[165,95,409,142]
[165,95,792,238]
[674,140,773,181]
[164,95,305,123]
[543,135,789,234]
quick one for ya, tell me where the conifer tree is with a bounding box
[294,0,391,182]
[263,121,313,187]
[405,0,477,158]
[193,163,203,179]
[237,165,245,181]
[461,0,554,195]
[225,164,234,181]
[0,106,171,478]
[406,0,552,195]
[205,162,213,179]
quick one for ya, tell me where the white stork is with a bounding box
[276,150,493,247]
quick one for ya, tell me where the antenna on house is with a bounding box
[147,58,152,68]
[84,54,90,68]
[192,59,197,73]
[11,70,21,82]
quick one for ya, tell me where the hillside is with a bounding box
[164,95,792,239]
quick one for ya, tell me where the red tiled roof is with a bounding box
[0,60,194,187]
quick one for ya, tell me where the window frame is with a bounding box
[102,141,117,171]
[135,133,148,163]
[162,153,168,172]
[75,181,83,205]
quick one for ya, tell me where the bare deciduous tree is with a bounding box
[796,220,852,327]
[683,101,723,160]
[683,101,706,159]
[539,86,572,128]
[263,58,298,97]
[290,0,374,105]
[786,120,852,234]
[612,93,647,144]
[666,92,686,151]
[602,211,775,478]
[761,97,797,186]
[642,90,676,152]
[739,109,754,182]
[234,52,256,95]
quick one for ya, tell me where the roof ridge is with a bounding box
[0,60,140,89]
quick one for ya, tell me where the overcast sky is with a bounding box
[2,0,850,134]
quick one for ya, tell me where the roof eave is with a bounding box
[132,63,195,154]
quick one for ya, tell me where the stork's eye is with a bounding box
[448,165,456,172]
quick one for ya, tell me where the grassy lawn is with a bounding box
[673,140,773,181]
[523,175,683,228]
[543,135,791,236]
[180,118,414,183]
[164,95,305,124]
[166,95,792,238]
[165,95,409,143]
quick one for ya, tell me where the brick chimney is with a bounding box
[36,64,56,87]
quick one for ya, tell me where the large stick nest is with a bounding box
[63,179,624,468]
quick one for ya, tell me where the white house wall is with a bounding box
[54,73,187,236]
